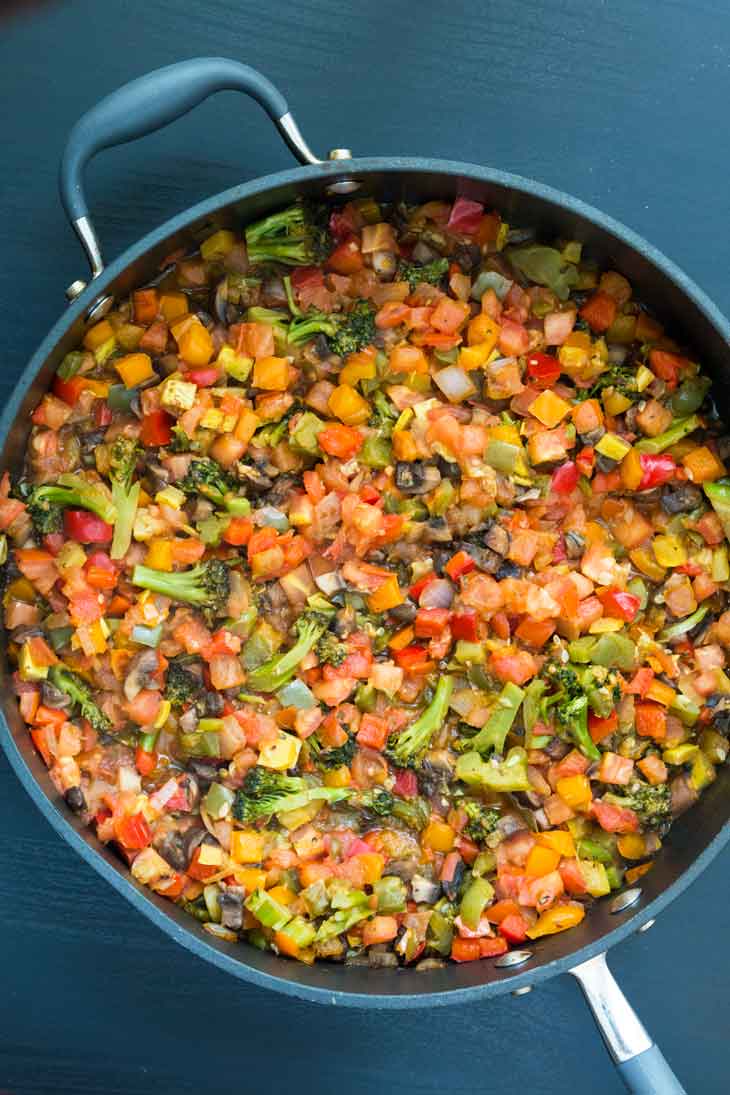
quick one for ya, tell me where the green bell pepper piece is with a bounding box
[670,376,710,417]
[289,411,324,455]
[455,746,531,792]
[360,433,392,469]
[203,782,234,820]
[277,678,317,709]
[245,889,292,931]
[568,633,637,671]
[657,603,709,643]
[506,245,579,301]
[315,905,372,943]
[373,875,408,914]
[459,876,495,930]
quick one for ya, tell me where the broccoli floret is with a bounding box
[179,458,233,507]
[232,766,350,823]
[288,301,376,358]
[607,780,672,832]
[245,612,329,694]
[397,257,449,291]
[353,787,395,820]
[109,437,141,560]
[131,559,230,619]
[315,631,347,667]
[542,663,601,762]
[245,307,291,339]
[24,473,116,536]
[48,665,111,733]
[463,800,500,844]
[167,424,201,453]
[308,733,357,770]
[165,659,201,708]
[245,202,331,267]
[386,675,454,768]
[369,389,398,431]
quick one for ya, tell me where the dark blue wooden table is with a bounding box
[1,2,729,1092]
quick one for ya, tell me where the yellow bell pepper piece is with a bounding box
[159,292,189,322]
[558,331,591,376]
[602,388,633,416]
[323,765,351,788]
[328,383,371,426]
[114,352,155,389]
[635,364,655,392]
[83,379,111,398]
[367,574,404,613]
[525,845,561,877]
[252,356,290,391]
[177,320,214,366]
[629,547,666,582]
[536,830,576,858]
[233,866,267,891]
[421,819,455,852]
[646,679,676,707]
[230,830,267,864]
[83,319,115,351]
[526,903,585,939]
[357,852,385,885]
[145,539,174,571]
[459,342,493,371]
[616,833,649,861]
[258,732,302,770]
[682,446,725,483]
[588,617,624,633]
[392,431,419,461]
[556,774,592,810]
[340,356,377,387]
[528,389,572,428]
[467,313,500,349]
[620,447,643,490]
[489,423,522,447]
[200,229,236,261]
[233,408,261,445]
[652,534,687,568]
[153,699,172,730]
[388,625,415,651]
[595,432,632,462]
[267,884,297,906]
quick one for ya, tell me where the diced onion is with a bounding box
[433,366,476,403]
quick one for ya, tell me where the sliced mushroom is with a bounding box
[394,461,442,495]
[483,521,510,556]
[661,483,703,515]
[123,648,160,702]
[219,888,245,931]
[564,530,585,558]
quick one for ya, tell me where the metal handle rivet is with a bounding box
[66,279,87,301]
[638,918,655,933]
[328,148,353,160]
[609,887,642,914]
[495,949,533,969]
[512,985,533,996]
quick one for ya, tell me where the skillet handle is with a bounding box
[570,953,686,1094]
[59,57,325,283]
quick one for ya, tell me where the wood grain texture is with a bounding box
[1,1,729,1092]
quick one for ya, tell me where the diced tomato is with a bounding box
[327,236,364,275]
[393,768,418,798]
[489,648,538,685]
[598,752,635,785]
[140,409,172,447]
[649,349,688,389]
[498,317,530,356]
[591,800,639,833]
[356,713,389,751]
[429,297,470,334]
[579,291,617,332]
[499,913,530,944]
[94,401,113,428]
[291,265,325,290]
[575,446,595,477]
[187,844,221,881]
[447,197,484,235]
[375,301,411,329]
[626,667,654,697]
[393,645,434,673]
[135,746,157,777]
[63,509,113,544]
[635,701,667,740]
[560,858,588,896]
[318,425,363,459]
[329,207,358,241]
[53,374,88,406]
[222,516,253,546]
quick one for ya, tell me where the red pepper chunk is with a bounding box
[414,607,450,638]
[140,409,173,447]
[638,453,676,490]
[446,197,484,235]
[115,811,152,851]
[444,550,475,580]
[326,236,364,275]
[409,572,436,600]
[393,645,434,673]
[451,609,479,641]
[527,352,561,388]
[63,509,113,544]
[597,588,641,622]
[550,461,579,494]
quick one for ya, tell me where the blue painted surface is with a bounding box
[1,1,729,1091]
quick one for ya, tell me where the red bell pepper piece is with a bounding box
[43,532,65,556]
[637,453,676,490]
[114,811,152,851]
[393,645,434,672]
[588,709,618,743]
[597,588,641,622]
[135,746,157,777]
[550,461,579,494]
[447,197,484,235]
[499,913,530,944]
[63,509,113,544]
[626,667,655,697]
[414,607,450,638]
[575,445,595,478]
[450,609,479,641]
[444,550,475,580]
[185,367,221,387]
[140,409,172,447]
[94,401,113,427]
[527,351,561,388]
[329,206,358,242]
[53,374,88,406]
[409,572,436,600]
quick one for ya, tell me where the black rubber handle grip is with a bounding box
[59,57,291,225]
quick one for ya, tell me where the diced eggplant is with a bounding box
[64,786,87,814]
[483,521,511,557]
[395,461,441,495]
[661,483,703,514]
[411,874,441,904]
[219,888,245,931]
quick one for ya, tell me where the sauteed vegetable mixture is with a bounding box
[6,196,730,967]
